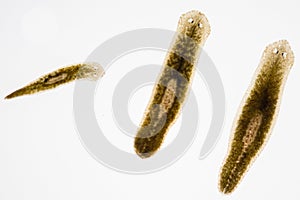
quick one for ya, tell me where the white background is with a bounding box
[1,0,300,199]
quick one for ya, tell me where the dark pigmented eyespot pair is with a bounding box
[273,47,288,58]
[187,17,203,28]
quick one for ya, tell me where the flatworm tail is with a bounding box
[219,40,294,194]
[134,10,211,158]
[5,62,104,99]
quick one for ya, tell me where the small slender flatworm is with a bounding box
[219,40,294,194]
[134,10,211,158]
[5,62,104,99]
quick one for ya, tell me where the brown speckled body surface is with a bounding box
[219,40,294,194]
[5,62,104,99]
[134,10,211,158]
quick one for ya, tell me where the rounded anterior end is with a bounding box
[264,40,294,68]
[177,10,211,43]
[77,62,105,81]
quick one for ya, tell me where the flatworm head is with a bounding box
[177,10,211,44]
[261,40,294,74]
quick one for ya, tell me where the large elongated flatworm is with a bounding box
[134,10,211,158]
[219,40,294,194]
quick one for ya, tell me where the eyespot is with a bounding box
[273,48,279,54]
[188,18,194,23]
[282,52,287,59]
[198,23,203,28]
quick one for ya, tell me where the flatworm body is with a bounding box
[5,62,104,99]
[134,10,211,158]
[219,40,294,194]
